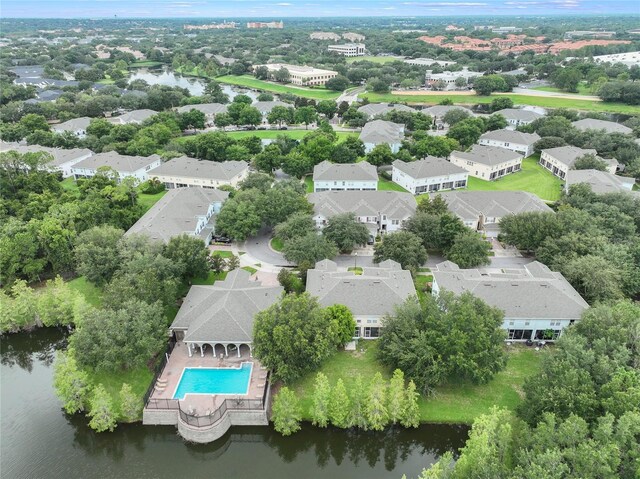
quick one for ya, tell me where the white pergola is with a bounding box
[186,341,252,358]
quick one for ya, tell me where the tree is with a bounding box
[552,67,582,93]
[257,93,274,101]
[325,75,350,91]
[74,225,124,285]
[204,80,229,103]
[37,276,85,328]
[366,372,389,431]
[316,100,338,119]
[562,254,624,303]
[214,112,232,130]
[373,231,427,270]
[294,106,318,129]
[88,384,117,433]
[239,106,262,127]
[484,113,508,131]
[311,372,331,428]
[401,380,420,428]
[272,387,302,436]
[19,113,50,134]
[253,144,283,173]
[119,383,142,422]
[282,233,338,265]
[332,136,365,163]
[274,67,291,83]
[262,186,312,227]
[216,196,262,241]
[387,369,405,424]
[473,75,508,96]
[208,253,226,275]
[254,66,269,80]
[417,195,449,215]
[253,293,337,383]
[267,105,293,127]
[323,213,370,253]
[273,212,316,243]
[499,211,558,252]
[573,153,609,171]
[53,351,89,414]
[349,374,369,429]
[533,136,567,153]
[180,109,206,131]
[328,378,351,428]
[366,143,394,166]
[378,293,506,394]
[277,268,304,294]
[226,254,240,271]
[324,304,356,347]
[446,232,491,268]
[442,108,470,126]
[490,97,513,112]
[163,234,210,280]
[446,118,484,148]
[71,299,166,372]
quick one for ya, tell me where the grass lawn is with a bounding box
[211,250,234,259]
[216,75,341,100]
[414,274,434,302]
[61,177,79,193]
[192,271,227,285]
[129,60,164,68]
[68,276,103,307]
[270,237,284,252]
[304,176,314,193]
[86,366,153,421]
[347,56,400,64]
[292,341,545,424]
[347,266,363,275]
[242,266,258,274]
[362,92,640,115]
[378,177,409,192]
[465,155,563,202]
[138,190,167,212]
[531,84,592,96]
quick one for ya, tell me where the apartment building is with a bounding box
[450,145,523,180]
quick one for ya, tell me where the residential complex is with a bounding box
[478,129,541,157]
[175,103,228,126]
[359,119,405,153]
[0,143,92,178]
[540,146,618,180]
[572,118,633,135]
[450,144,523,180]
[494,108,544,128]
[254,63,338,86]
[392,157,468,195]
[149,157,249,189]
[306,259,416,339]
[71,151,162,182]
[307,190,417,234]
[126,187,228,243]
[565,169,637,196]
[423,105,474,123]
[312,161,378,192]
[432,261,589,341]
[107,109,157,125]
[327,43,366,57]
[357,102,414,119]
[51,116,91,137]
[436,190,553,235]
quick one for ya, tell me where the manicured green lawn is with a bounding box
[216,75,341,100]
[292,341,545,424]
[362,92,640,115]
[347,266,363,275]
[304,176,314,193]
[347,56,400,64]
[211,250,234,258]
[531,84,592,96]
[378,178,409,192]
[129,60,164,68]
[270,237,284,251]
[68,276,103,307]
[138,190,167,212]
[61,177,79,193]
[192,271,227,285]
[414,274,433,302]
[86,366,153,421]
[465,156,563,202]
[242,266,258,274]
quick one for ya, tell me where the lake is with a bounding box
[129,68,257,100]
[0,328,469,479]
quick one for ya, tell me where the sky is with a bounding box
[1,0,639,18]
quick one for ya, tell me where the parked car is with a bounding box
[367,235,375,245]
[212,235,232,244]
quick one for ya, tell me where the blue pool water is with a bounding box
[173,364,252,399]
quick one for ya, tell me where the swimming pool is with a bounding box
[173,363,253,399]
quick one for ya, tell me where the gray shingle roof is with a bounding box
[175,103,228,116]
[251,100,290,114]
[572,118,632,135]
[541,145,618,170]
[432,261,589,320]
[359,120,404,145]
[51,117,91,132]
[107,109,157,124]
[306,259,416,317]
[313,160,378,182]
[479,129,541,146]
[125,187,229,242]
[436,190,553,221]
[393,157,467,179]
[565,169,638,195]
[0,142,92,167]
[422,105,473,119]
[495,108,543,122]
[73,151,160,173]
[357,103,414,118]
[150,156,248,181]
[170,269,283,343]
[451,144,522,166]
[308,190,417,220]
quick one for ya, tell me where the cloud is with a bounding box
[402,2,488,5]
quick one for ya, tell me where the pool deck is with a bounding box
[150,341,269,416]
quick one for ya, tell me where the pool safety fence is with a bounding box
[143,334,177,406]
[178,398,266,428]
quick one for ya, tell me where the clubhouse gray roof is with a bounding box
[436,190,553,221]
[73,151,160,173]
[359,120,404,145]
[308,190,417,220]
[150,156,248,181]
[432,261,589,320]
[252,100,290,114]
[51,117,91,132]
[565,169,637,195]
[572,118,632,135]
[306,259,416,317]
[393,157,467,179]
[494,108,543,122]
[313,160,378,182]
[451,144,523,166]
[541,145,618,170]
[175,103,228,116]
[422,105,473,119]
[126,187,228,243]
[357,103,414,118]
[479,129,541,146]
[107,109,157,124]
[0,143,92,167]
[170,269,283,343]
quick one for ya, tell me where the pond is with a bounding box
[0,328,469,479]
[129,67,257,100]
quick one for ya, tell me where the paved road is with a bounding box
[337,86,365,105]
